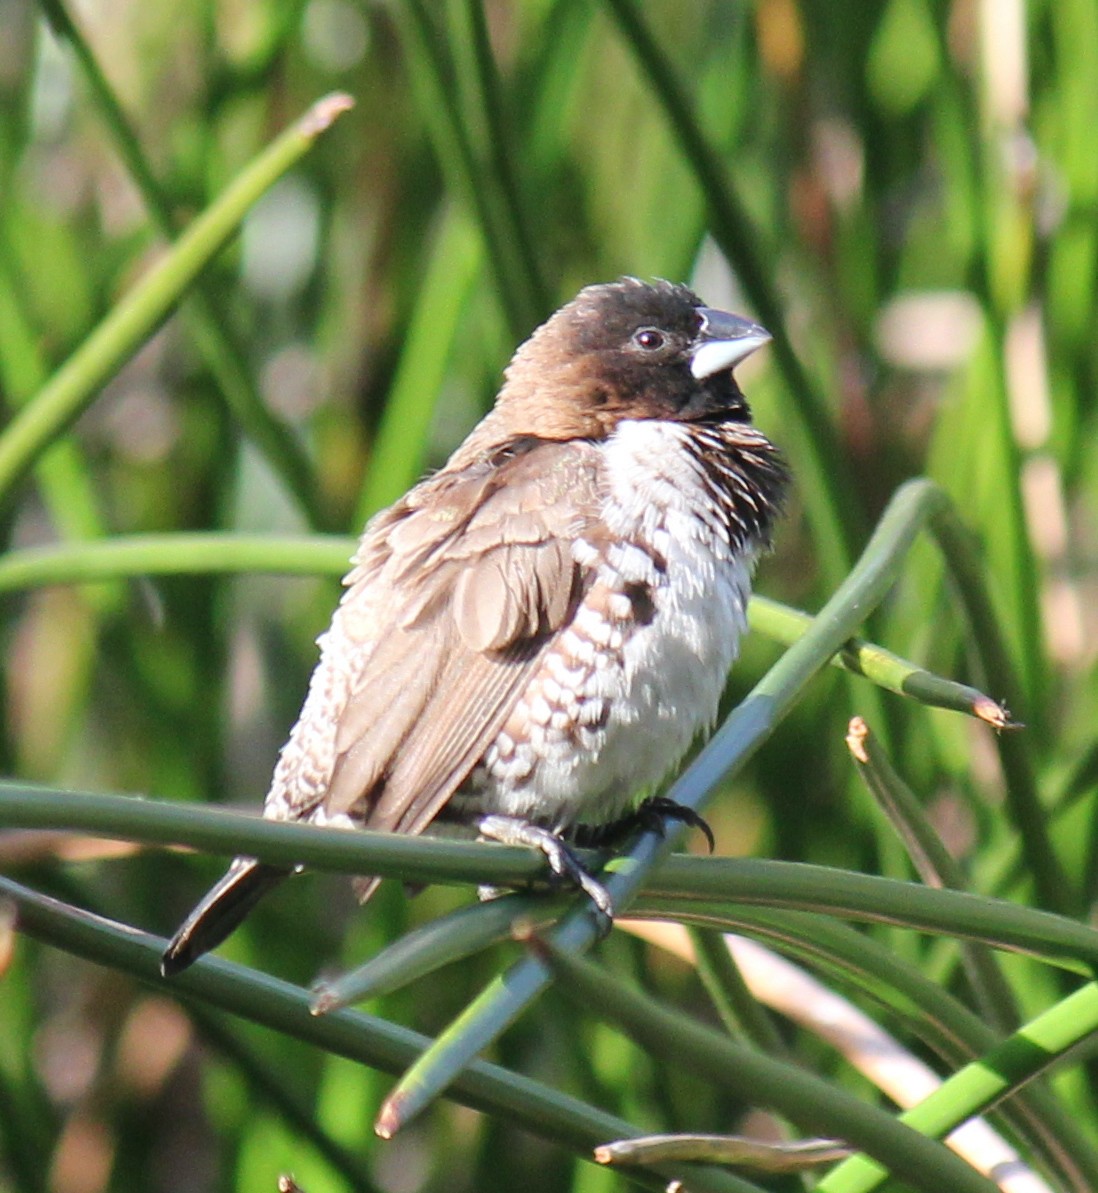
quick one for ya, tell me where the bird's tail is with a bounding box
[160,857,290,977]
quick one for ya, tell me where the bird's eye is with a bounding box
[632,327,666,351]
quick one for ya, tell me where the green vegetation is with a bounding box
[1,3,1097,1191]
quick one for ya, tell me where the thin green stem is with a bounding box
[449,0,546,312]
[1,875,760,1193]
[354,209,483,524]
[749,595,1012,727]
[643,861,1097,973]
[0,532,1004,726]
[311,895,566,1012]
[688,926,787,1054]
[638,905,1098,1193]
[847,717,1021,1034]
[819,981,1098,1193]
[38,0,327,528]
[0,225,107,547]
[534,940,997,1193]
[370,480,1074,1136]
[0,529,1002,734]
[183,1007,378,1192]
[0,93,352,511]
[6,776,1094,1186]
[929,503,1073,914]
[3,784,1095,969]
[0,534,353,593]
[602,0,859,586]
[390,0,541,339]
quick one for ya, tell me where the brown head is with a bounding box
[492,278,771,442]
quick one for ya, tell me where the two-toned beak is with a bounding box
[689,308,771,380]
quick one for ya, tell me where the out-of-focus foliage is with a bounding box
[1,1,1097,1191]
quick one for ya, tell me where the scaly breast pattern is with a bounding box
[467,419,756,829]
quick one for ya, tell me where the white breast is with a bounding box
[473,419,755,828]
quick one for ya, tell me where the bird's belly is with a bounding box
[463,546,753,830]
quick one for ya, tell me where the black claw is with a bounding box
[575,797,715,853]
[641,797,716,853]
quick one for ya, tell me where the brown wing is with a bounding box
[264,438,602,849]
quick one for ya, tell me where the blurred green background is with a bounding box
[2,0,1098,1190]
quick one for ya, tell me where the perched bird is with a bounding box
[161,278,787,976]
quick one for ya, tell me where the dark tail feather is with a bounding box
[160,857,290,977]
[351,874,383,904]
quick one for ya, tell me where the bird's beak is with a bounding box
[689,308,772,380]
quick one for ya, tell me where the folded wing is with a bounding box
[266,439,603,863]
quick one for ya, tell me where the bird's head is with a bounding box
[496,278,771,440]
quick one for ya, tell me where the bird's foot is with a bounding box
[573,796,715,853]
[476,814,614,920]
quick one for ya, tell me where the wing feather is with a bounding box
[267,439,603,857]
[362,634,543,832]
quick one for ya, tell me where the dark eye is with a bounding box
[632,327,666,351]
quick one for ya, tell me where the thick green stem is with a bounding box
[370,480,1060,1135]
[0,875,762,1193]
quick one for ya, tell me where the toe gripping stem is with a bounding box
[476,814,615,920]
